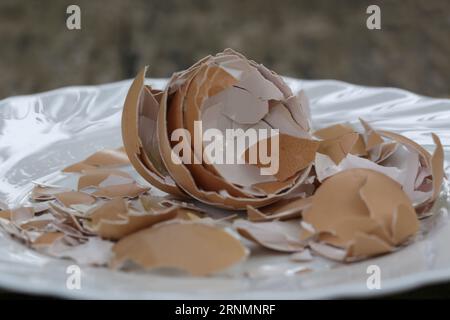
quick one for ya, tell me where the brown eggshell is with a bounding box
[303,168,419,258]
[111,220,248,276]
[121,67,185,196]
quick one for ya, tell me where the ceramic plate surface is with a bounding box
[0,77,449,299]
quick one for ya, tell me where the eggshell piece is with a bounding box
[111,221,248,276]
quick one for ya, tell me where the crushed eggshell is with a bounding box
[0,49,447,277]
[313,120,444,212]
[86,197,179,240]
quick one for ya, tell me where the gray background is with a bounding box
[0,0,449,99]
[0,0,449,299]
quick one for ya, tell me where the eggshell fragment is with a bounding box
[77,172,133,190]
[91,183,149,199]
[347,233,393,258]
[111,221,248,276]
[32,232,65,247]
[303,168,419,259]
[87,198,178,240]
[82,148,130,167]
[77,172,150,199]
[0,207,35,223]
[430,133,445,202]
[290,249,313,262]
[264,101,310,139]
[308,242,347,262]
[31,184,72,201]
[316,132,360,165]
[359,119,384,150]
[251,176,297,195]
[234,219,305,252]
[63,147,129,173]
[314,124,367,160]
[19,215,55,231]
[48,203,87,234]
[55,191,96,207]
[246,196,312,222]
[371,125,444,211]
[245,134,319,182]
[121,67,185,196]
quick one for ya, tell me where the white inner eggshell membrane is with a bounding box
[197,58,291,188]
[180,54,313,191]
[201,103,277,187]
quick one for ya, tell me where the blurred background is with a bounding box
[0,0,449,99]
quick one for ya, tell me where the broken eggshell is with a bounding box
[313,119,445,212]
[3,50,448,275]
[234,219,306,252]
[111,220,248,276]
[86,197,180,240]
[122,49,315,209]
[303,168,420,260]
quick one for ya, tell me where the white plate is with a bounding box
[0,77,449,299]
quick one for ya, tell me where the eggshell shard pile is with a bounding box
[313,120,444,215]
[0,147,249,275]
[122,49,315,209]
[0,49,447,277]
[302,120,445,260]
